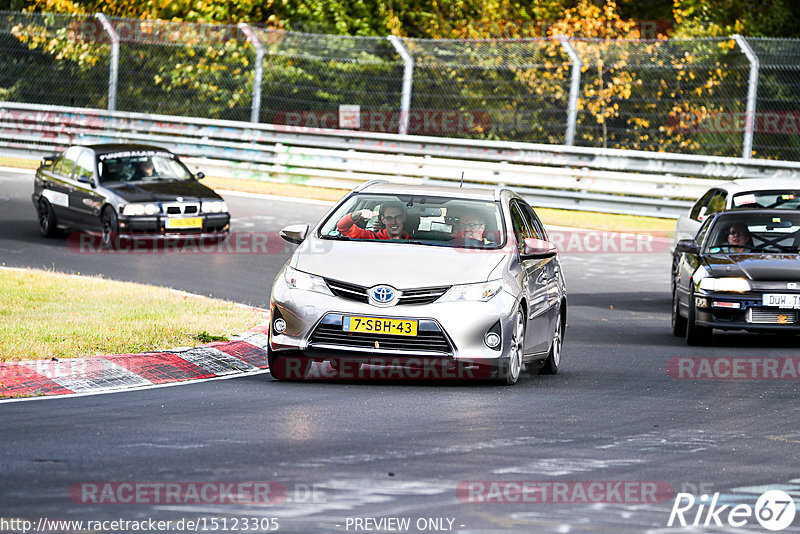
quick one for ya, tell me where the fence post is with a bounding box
[238,23,265,124]
[387,35,414,135]
[95,14,118,111]
[733,34,759,159]
[557,36,581,146]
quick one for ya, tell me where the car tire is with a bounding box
[686,287,712,346]
[541,310,563,375]
[101,208,119,249]
[671,287,687,337]
[267,351,310,381]
[501,307,525,385]
[37,198,57,237]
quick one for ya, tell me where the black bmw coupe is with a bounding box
[32,144,230,246]
[672,209,800,345]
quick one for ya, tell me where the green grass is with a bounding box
[0,268,266,361]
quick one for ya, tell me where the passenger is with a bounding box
[135,159,155,179]
[337,201,412,240]
[451,210,492,246]
[726,224,752,253]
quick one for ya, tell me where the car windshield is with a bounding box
[318,193,506,249]
[732,190,800,210]
[705,213,800,254]
[97,151,193,184]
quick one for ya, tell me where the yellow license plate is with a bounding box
[343,316,417,336]
[166,217,203,229]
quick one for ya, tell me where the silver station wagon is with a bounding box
[268,182,567,384]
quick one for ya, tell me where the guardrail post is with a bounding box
[238,23,265,124]
[95,14,119,111]
[557,36,582,146]
[387,35,414,135]
[733,34,759,160]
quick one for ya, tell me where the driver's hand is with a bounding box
[354,209,377,221]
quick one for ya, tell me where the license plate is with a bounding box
[343,316,417,336]
[762,294,800,309]
[166,217,203,229]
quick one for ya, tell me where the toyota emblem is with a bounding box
[370,285,396,306]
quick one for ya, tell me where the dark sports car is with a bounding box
[32,144,230,246]
[672,209,800,345]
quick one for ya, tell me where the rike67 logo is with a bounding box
[668,490,797,531]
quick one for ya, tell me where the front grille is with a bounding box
[324,279,450,306]
[309,315,453,354]
[747,308,798,324]
[397,286,450,305]
[163,202,200,215]
[325,279,368,303]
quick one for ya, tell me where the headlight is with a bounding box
[284,266,332,295]
[201,200,228,214]
[122,203,159,216]
[698,277,751,292]
[439,279,504,302]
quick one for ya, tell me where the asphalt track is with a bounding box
[2,168,800,533]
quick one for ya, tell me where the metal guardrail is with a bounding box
[2,101,799,218]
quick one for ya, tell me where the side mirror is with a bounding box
[280,224,310,245]
[77,175,94,187]
[522,238,558,257]
[41,155,56,167]
[675,239,699,254]
[195,171,205,180]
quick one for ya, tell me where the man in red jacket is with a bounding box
[337,202,412,240]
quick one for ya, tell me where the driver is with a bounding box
[336,202,412,240]
[135,159,155,179]
[726,224,752,253]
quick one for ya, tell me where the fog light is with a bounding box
[273,318,286,334]
[695,297,709,309]
[712,301,741,309]
[484,332,501,348]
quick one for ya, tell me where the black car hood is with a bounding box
[704,254,800,281]
[105,180,221,202]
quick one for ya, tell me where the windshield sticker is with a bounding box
[773,218,782,223]
[99,151,174,161]
[782,194,796,200]
[708,247,721,253]
[733,194,756,206]
[328,230,340,236]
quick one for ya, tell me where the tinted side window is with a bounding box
[695,216,714,246]
[518,201,547,240]
[689,190,714,221]
[75,150,95,182]
[706,191,728,216]
[53,147,80,178]
[510,202,533,253]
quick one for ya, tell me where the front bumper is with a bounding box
[117,213,230,238]
[694,290,800,333]
[270,279,519,363]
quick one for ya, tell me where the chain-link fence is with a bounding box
[1,11,798,160]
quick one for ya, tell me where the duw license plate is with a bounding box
[762,293,800,309]
[343,316,418,336]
